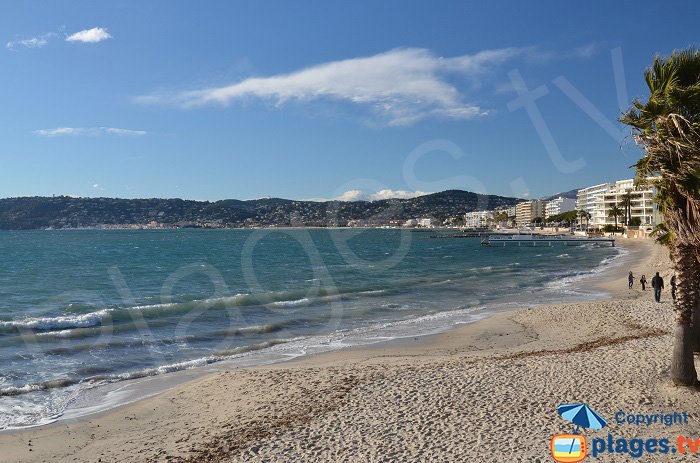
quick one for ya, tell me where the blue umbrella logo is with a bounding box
[555,403,607,458]
[557,403,608,434]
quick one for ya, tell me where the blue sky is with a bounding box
[1,1,698,201]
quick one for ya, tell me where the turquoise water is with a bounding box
[0,229,618,429]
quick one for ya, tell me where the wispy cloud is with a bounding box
[335,189,431,202]
[101,127,146,136]
[6,33,56,50]
[35,127,147,137]
[8,26,113,50]
[66,27,112,43]
[138,47,526,126]
[573,43,598,59]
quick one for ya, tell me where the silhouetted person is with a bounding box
[628,271,635,289]
[671,275,677,301]
[640,275,647,291]
[651,272,664,303]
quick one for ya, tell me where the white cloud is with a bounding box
[333,189,430,202]
[369,189,431,200]
[35,127,82,136]
[138,47,524,126]
[101,127,147,136]
[92,183,105,191]
[336,190,368,201]
[66,27,112,43]
[35,127,147,137]
[6,33,56,50]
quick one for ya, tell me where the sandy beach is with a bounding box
[3,238,699,462]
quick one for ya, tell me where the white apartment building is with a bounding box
[417,218,433,227]
[576,178,659,229]
[544,197,576,219]
[464,210,494,228]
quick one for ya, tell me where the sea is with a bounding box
[0,229,622,429]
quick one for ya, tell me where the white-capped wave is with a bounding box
[270,298,310,308]
[37,329,76,338]
[0,309,111,332]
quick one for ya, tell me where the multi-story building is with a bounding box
[515,202,531,227]
[464,210,494,228]
[576,183,610,228]
[601,179,658,227]
[576,178,660,229]
[515,200,546,227]
[544,197,576,219]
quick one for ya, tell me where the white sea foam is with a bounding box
[37,329,75,338]
[357,289,386,296]
[544,244,625,292]
[0,309,111,332]
[270,298,310,308]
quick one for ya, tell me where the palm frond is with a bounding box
[650,222,675,247]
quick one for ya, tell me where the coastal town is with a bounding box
[0,176,660,234]
[454,177,659,236]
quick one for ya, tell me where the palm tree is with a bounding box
[620,190,633,226]
[578,209,591,232]
[620,47,700,386]
[496,211,509,227]
[608,205,623,232]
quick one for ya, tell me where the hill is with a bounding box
[0,190,522,229]
[544,189,579,200]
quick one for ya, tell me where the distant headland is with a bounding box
[0,190,526,230]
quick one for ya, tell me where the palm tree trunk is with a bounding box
[671,244,700,386]
[692,248,700,352]
[694,295,700,352]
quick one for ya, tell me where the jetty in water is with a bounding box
[480,234,615,247]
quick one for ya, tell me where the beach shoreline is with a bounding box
[4,238,695,462]
[0,236,627,431]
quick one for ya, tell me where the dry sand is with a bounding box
[3,239,700,462]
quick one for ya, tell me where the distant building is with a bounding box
[347,219,371,227]
[417,218,433,227]
[464,211,494,228]
[515,200,546,227]
[403,219,418,227]
[576,178,660,229]
[544,197,576,219]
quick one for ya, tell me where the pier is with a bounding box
[481,234,615,247]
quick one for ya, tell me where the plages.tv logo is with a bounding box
[551,403,608,463]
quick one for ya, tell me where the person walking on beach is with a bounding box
[628,271,635,289]
[651,272,664,303]
[640,274,647,291]
[671,275,677,301]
